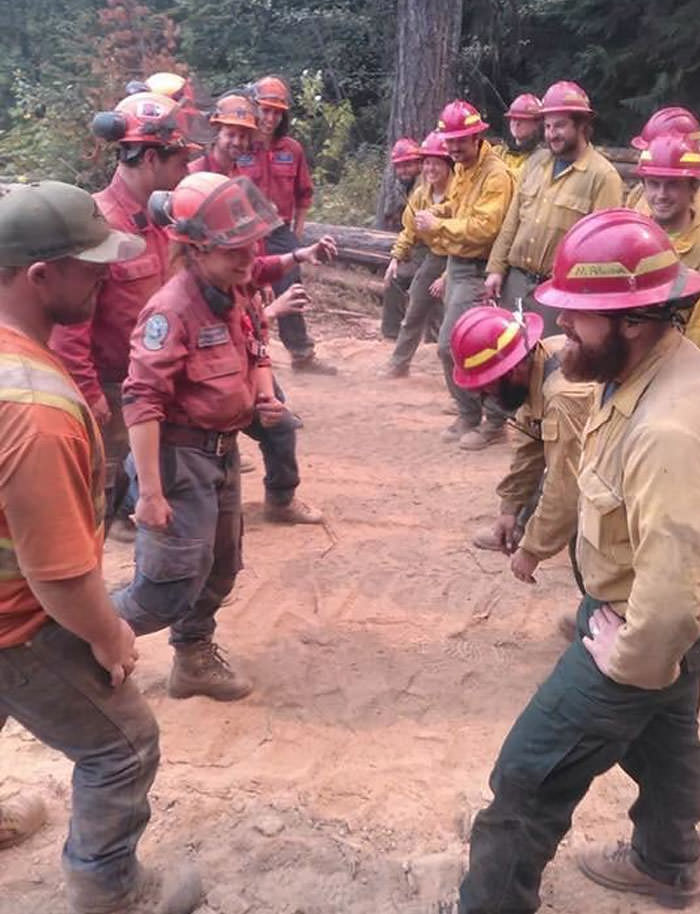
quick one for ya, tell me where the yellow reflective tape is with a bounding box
[463,113,481,126]
[0,387,84,424]
[680,152,700,164]
[463,322,519,369]
[567,248,677,280]
[639,150,652,162]
[437,119,445,129]
[635,248,679,274]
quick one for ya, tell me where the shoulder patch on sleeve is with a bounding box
[142,313,169,351]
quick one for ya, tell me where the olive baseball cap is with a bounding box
[0,180,145,266]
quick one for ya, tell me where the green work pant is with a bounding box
[381,245,427,340]
[501,267,559,337]
[459,595,700,913]
[388,251,447,370]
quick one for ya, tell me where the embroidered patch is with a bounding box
[197,324,230,348]
[143,313,169,351]
[272,151,294,164]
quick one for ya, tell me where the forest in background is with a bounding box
[0,0,698,224]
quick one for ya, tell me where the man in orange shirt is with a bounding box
[0,181,200,913]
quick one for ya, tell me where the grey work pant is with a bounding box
[0,622,159,906]
[101,381,130,531]
[459,595,700,914]
[113,443,243,645]
[501,267,560,337]
[265,224,315,360]
[388,251,447,370]
[438,256,503,427]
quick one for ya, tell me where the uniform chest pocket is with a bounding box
[540,417,559,442]
[578,465,632,563]
[110,253,161,283]
[551,193,590,230]
[186,340,242,382]
[271,161,296,181]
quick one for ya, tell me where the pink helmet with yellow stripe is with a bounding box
[438,100,489,139]
[450,306,543,389]
[636,133,700,180]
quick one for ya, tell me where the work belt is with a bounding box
[513,265,549,285]
[160,423,238,456]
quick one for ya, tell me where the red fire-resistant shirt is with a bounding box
[236,136,313,224]
[50,171,170,407]
[187,149,236,176]
[122,267,279,432]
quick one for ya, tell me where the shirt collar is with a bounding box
[527,340,547,420]
[107,171,153,233]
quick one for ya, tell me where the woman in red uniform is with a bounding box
[113,172,285,701]
[237,75,336,375]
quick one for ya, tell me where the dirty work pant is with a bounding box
[388,251,447,370]
[265,223,315,360]
[0,622,159,905]
[501,267,559,337]
[101,381,131,532]
[382,245,431,340]
[438,256,503,427]
[113,444,242,645]
[243,378,299,505]
[458,595,700,914]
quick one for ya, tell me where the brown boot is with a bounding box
[472,527,504,551]
[263,497,323,525]
[291,355,338,376]
[378,362,409,379]
[441,416,479,443]
[68,861,202,914]
[577,842,700,906]
[459,423,507,451]
[0,793,47,849]
[168,641,253,702]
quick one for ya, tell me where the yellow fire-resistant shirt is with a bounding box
[390,177,453,261]
[487,144,624,277]
[492,143,537,180]
[630,193,700,344]
[422,140,514,261]
[496,336,593,560]
[577,330,700,689]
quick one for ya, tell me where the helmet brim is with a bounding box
[535,270,700,312]
[440,123,489,140]
[74,229,146,264]
[636,165,700,180]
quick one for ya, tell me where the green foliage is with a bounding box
[293,70,355,182]
[310,144,383,225]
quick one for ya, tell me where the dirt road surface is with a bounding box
[1,272,661,913]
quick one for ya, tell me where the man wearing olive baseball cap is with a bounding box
[0,181,202,913]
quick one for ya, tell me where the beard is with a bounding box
[398,175,417,193]
[560,320,629,382]
[494,376,530,413]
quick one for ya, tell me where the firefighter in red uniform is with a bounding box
[237,75,336,375]
[188,93,258,177]
[112,173,291,701]
[50,92,204,540]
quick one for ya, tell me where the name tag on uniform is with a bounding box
[197,324,230,348]
[273,151,294,164]
[237,154,255,167]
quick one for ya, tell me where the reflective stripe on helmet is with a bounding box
[463,322,520,369]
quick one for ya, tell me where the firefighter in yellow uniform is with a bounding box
[629,132,700,344]
[412,99,514,450]
[626,106,700,209]
[493,94,543,179]
[449,307,593,586]
[486,81,623,338]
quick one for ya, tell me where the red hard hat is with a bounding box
[254,76,290,111]
[148,173,282,250]
[540,81,593,116]
[631,106,700,151]
[211,93,257,130]
[438,100,489,139]
[505,93,543,120]
[419,130,451,160]
[636,133,700,180]
[391,137,422,163]
[534,208,700,312]
[451,306,543,389]
[92,92,211,149]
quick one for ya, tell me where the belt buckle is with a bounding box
[215,434,227,457]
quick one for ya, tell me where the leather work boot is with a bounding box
[441,401,460,416]
[441,415,479,443]
[577,841,700,907]
[291,355,338,376]
[472,527,504,552]
[108,516,136,544]
[0,793,47,849]
[68,861,202,914]
[263,497,323,525]
[378,362,409,379]
[459,423,507,451]
[168,641,253,702]
[240,454,256,474]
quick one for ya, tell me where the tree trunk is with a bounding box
[374,0,464,228]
